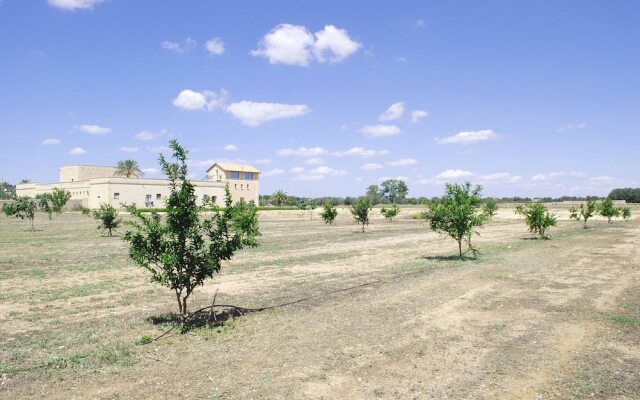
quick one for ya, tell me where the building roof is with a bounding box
[207,162,260,173]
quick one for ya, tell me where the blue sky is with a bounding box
[1,0,638,198]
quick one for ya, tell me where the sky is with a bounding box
[0,0,638,198]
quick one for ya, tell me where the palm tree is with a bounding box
[114,160,143,178]
[270,190,288,206]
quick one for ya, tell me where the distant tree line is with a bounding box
[608,188,640,203]
[0,181,16,200]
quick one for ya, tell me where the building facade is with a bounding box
[16,163,260,209]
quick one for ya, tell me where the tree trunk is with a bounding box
[30,218,34,232]
[458,239,462,259]
[362,223,365,233]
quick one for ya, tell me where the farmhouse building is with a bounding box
[16,163,260,209]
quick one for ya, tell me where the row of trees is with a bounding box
[608,188,640,204]
[2,188,72,230]
[569,198,631,228]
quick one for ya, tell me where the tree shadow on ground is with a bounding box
[420,254,477,261]
[147,307,249,332]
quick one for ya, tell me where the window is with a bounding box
[247,184,250,190]
[211,196,217,203]
[156,193,161,200]
[244,172,253,180]
[241,184,244,190]
[234,184,237,190]
[114,193,120,200]
[230,171,240,179]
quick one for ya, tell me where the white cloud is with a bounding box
[379,102,405,122]
[41,138,61,145]
[205,37,225,55]
[262,168,285,177]
[251,24,360,66]
[224,144,238,152]
[394,57,407,64]
[161,38,197,54]
[387,158,417,167]
[478,172,521,183]
[148,146,170,154]
[225,101,309,127]
[135,131,154,141]
[304,157,324,165]
[173,89,228,111]
[77,124,111,135]
[120,146,138,153]
[313,25,362,63]
[277,147,327,157]
[435,129,497,145]
[142,168,160,175]
[548,170,586,178]
[436,169,475,179]
[295,174,324,181]
[310,166,348,176]
[531,174,547,181]
[69,147,86,155]
[253,158,272,164]
[410,110,428,123]
[47,0,103,10]
[556,122,588,133]
[415,19,425,28]
[332,147,390,158]
[359,124,401,138]
[361,163,383,171]
[290,167,305,174]
[355,177,363,182]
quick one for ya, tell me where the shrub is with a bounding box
[351,197,372,232]
[422,182,486,259]
[123,140,260,320]
[320,202,338,224]
[569,199,597,228]
[621,207,631,220]
[49,188,72,213]
[3,196,37,231]
[483,198,498,220]
[380,204,400,222]
[93,204,121,237]
[36,193,54,220]
[598,198,620,223]
[519,202,557,238]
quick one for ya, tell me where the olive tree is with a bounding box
[519,202,557,238]
[569,200,597,228]
[380,203,400,222]
[422,182,487,259]
[3,196,37,231]
[320,202,338,224]
[598,198,620,223]
[93,203,121,236]
[483,198,498,220]
[123,140,260,320]
[351,197,372,232]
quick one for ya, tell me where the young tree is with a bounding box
[49,188,72,213]
[621,207,631,220]
[320,202,338,224]
[270,190,288,206]
[483,198,498,220]
[380,203,400,222]
[93,203,121,236]
[115,160,143,178]
[520,202,557,238]
[598,198,620,223]
[123,140,260,320]
[36,193,54,220]
[3,196,37,231]
[351,197,372,232]
[422,182,487,259]
[380,179,409,204]
[569,200,597,228]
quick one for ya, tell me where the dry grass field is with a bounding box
[1,205,639,399]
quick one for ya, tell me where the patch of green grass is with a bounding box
[608,314,638,326]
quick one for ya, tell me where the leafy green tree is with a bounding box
[343,196,355,206]
[115,160,143,178]
[270,190,288,206]
[49,188,72,213]
[380,203,400,222]
[519,202,557,238]
[93,203,121,236]
[569,200,597,228]
[351,197,372,232]
[422,182,487,259]
[608,188,640,203]
[0,181,15,200]
[365,185,382,205]
[36,193,54,220]
[3,196,37,231]
[123,140,260,320]
[621,207,631,220]
[320,202,338,224]
[598,198,620,223]
[380,179,408,203]
[483,198,498,220]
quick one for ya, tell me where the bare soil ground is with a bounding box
[1,205,639,399]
